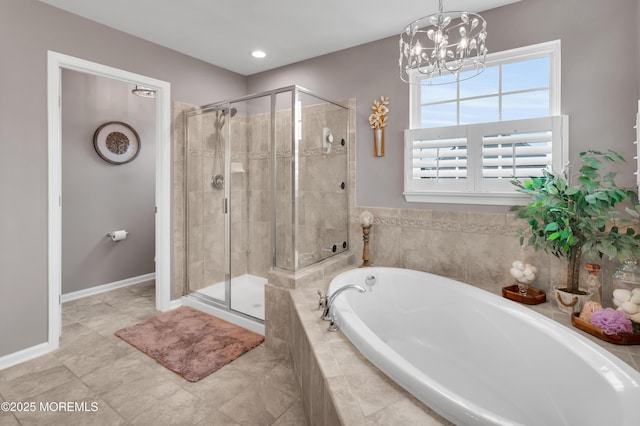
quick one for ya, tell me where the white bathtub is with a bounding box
[329,267,640,426]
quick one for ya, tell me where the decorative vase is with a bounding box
[553,285,593,314]
[585,263,601,304]
[374,128,384,157]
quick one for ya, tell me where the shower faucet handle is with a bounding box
[317,290,327,311]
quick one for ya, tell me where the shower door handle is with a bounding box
[223,198,228,214]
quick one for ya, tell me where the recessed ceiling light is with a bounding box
[251,50,266,59]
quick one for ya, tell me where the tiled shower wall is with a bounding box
[171,98,350,300]
[174,104,271,295]
[277,100,350,271]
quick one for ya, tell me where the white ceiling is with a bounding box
[39,0,521,76]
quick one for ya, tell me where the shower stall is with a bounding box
[183,86,349,324]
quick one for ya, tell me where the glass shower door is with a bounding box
[227,96,271,321]
[185,106,230,307]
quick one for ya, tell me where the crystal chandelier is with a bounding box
[399,0,488,84]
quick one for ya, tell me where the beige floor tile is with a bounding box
[0,354,62,383]
[180,364,255,410]
[82,311,141,336]
[260,361,300,400]
[127,282,155,298]
[229,344,287,377]
[101,375,183,420]
[13,379,126,426]
[3,282,308,426]
[272,401,307,426]
[129,388,213,425]
[218,380,298,426]
[62,303,120,324]
[123,349,187,386]
[0,414,19,426]
[105,295,153,314]
[0,394,19,426]
[80,353,158,395]
[59,322,95,347]
[59,339,130,377]
[0,365,76,401]
[101,287,141,304]
[63,293,106,308]
[195,410,241,426]
[52,331,113,363]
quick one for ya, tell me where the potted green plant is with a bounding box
[511,150,640,313]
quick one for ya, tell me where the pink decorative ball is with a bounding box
[579,301,602,322]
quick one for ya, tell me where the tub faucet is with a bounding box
[320,285,366,321]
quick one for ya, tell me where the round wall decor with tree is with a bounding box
[93,121,140,165]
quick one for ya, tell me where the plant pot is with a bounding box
[553,285,593,314]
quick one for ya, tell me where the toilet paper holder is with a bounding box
[106,230,129,240]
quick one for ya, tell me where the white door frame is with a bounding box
[47,51,173,350]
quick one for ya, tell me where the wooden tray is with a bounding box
[502,284,546,305]
[571,313,640,345]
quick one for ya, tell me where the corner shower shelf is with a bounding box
[231,162,245,173]
[571,313,640,345]
[501,284,546,305]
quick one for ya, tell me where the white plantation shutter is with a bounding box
[412,137,468,178]
[404,116,567,204]
[480,116,566,192]
[406,126,471,192]
[481,134,551,177]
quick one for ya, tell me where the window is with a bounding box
[405,40,564,205]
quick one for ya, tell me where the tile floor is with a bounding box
[0,281,308,426]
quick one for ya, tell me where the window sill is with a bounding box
[403,191,529,206]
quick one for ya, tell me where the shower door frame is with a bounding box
[183,85,349,320]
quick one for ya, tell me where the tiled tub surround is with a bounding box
[265,253,357,357]
[287,268,640,426]
[289,274,452,425]
[347,207,624,308]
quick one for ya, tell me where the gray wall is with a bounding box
[0,0,246,357]
[248,0,640,211]
[61,70,155,294]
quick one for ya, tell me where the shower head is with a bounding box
[213,106,237,117]
[213,106,237,132]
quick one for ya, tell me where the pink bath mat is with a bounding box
[115,306,264,382]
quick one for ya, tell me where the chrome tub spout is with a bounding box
[320,284,366,321]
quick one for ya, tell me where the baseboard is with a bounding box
[166,298,183,311]
[61,273,156,303]
[0,342,53,371]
